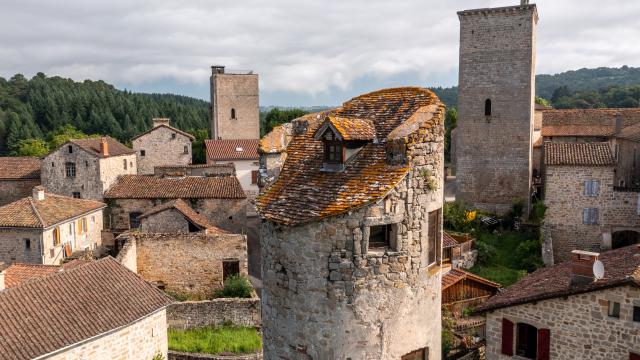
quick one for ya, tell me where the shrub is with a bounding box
[475,240,497,265]
[515,239,543,273]
[529,200,547,223]
[444,201,475,232]
[511,198,525,219]
[462,306,475,317]
[215,275,253,298]
[152,353,165,360]
[442,307,455,358]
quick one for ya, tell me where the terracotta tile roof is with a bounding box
[259,123,294,154]
[155,163,235,170]
[205,139,259,160]
[2,263,61,288]
[0,157,41,180]
[442,268,501,291]
[541,124,613,137]
[443,232,459,248]
[69,136,135,158]
[613,122,640,142]
[256,87,445,225]
[315,116,376,141]
[478,245,640,312]
[542,108,640,127]
[131,124,195,141]
[0,257,172,360]
[139,199,228,233]
[544,142,615,166]
[0,193,106,228]
[105,175,246,199]
[535,103,551,111]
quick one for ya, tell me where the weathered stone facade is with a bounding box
[167,297,261,329]
[0,178,40,206]
[47,309,168,360]
[456,4,537,214]
[132,120,194,175]
[116,232,248,297]
[154,163,235,177]
[485,285,640,359]
[210,66,259,140]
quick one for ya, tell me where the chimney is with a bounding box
[0,262,6,291]
[152,118,171,128]
[32,186,45,201]
[100,137,109,156]
[615,112,622,134]
[570,250,600,285]
[520,0,529,5]
[212,65,225,75]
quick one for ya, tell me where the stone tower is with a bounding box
[210,66,260,140]
[256,88,445,359]
[455,3,538,214]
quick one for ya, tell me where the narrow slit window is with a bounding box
[485,99,492,116]
[231,108,236,119]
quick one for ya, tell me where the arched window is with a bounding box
[231,108,236,119]
[485,99,492,116]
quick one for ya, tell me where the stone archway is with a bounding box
[612,230,640,249]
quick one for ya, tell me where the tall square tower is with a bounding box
[455,3,538,214]
[210,66,260,140]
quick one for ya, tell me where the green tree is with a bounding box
[189,129,210,164]
[535,96,551,108]
[444,107,457,163]
[262,108,308,136]
[12,138,49,157]
[47,124,98,150]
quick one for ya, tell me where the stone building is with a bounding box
[0,257,172,360]
[205,139,260,196]
[131,118,195,174]
[455,3,538,214]
[0,156,41,206]
[478,247,640,360]
[210,65,259,140]
[104,174,247,234]
[42,136,137,201]
[138,198,227,234]
[0,187,106,265]
[116,231,248,297]
[256,87,445,359]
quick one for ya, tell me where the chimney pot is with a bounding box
[32,186,45,201]
[615,112,622,134]
[152,118,171,128]
[570,250,599,285]
[100,137,109,156]
[520,0,529,5]
[212,65,225,75]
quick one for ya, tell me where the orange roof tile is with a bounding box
[2,263,61,288]
[315,116,376,141]
[0,157,41,180]
[68,136,135,158]
[541,124,613,137]
[0,193,106,228]
[105,175,246,199]
[544,142,615,166]
[205,139,259,160]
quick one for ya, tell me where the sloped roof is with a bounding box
[105,175,246,199]
[478,245,640,312]
[0,157,41,180]
[542,108,640,127]
[139,199,228,233]
[205,139,259,160]
[544,142,615,166]
[443,232,459,248]
[68,136,135,158]
[131,124,195,141]
[541,124,613,137]
[0,257,172,360]
[259,123,294,154]
[0,193,106,228]
[315,116,376,141]
[256,87,445,226]
[2,263,61,288]
[442,268,501,291]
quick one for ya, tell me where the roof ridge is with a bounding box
[131,123,195,141]
[27,198,46,228]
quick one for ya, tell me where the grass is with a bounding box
[168,326,262,355]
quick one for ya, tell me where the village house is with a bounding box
[132,118,195,175]
[0,257,172,360]
[138,198,227,234]
[42,136,137,201]
[0,186,105,265]
[479,246,640,360]
[0,157,41,206]
[104,174,246,234]
[205,139,260,195]
[256,87,445,359]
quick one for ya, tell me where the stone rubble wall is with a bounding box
[0,179,41,206]
[167,297,261,330]
[133,126,192,175]
[169,351,262,360]
[211,73,260,140]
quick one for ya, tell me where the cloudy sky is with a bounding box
[1,0,639,106]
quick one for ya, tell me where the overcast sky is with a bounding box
[1,0,639,106]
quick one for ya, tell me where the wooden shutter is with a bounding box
[537,328,551,360]
[592,208,599,225]
[251,170,259,184]
[583,209,589,224]
[630,352,640,360]
[584,180,589,195]
[594,180,599,195]
[501,318,514,356]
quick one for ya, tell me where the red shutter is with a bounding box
[537,328,550,360]
[251,170,259,184]
[630,353,640,360]
[501,318,514,356]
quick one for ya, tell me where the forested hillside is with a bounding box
[0,73,209,155]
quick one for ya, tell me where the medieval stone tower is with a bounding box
[455,2,538,214]
[210,66,260,140]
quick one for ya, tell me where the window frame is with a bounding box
[608,301,621,318]
[324,140,344,164]
[231,108,236,119]
[140,149,146,157]
[129,212,142,229]
[183,145,189,154]
[123,159,128,170]
[428,208,442,266]
[368,224,393,250]
[65,162,76,178]
[515,322,538,359]
[222,259,240,280]
[584,179,600,196]
[68,145,73,154]
[251,170,259,185]
[72,192,81,199]
[24,238,31,251]
[582,208,599,225]
[633,306,640,322]
[53,227,61,246]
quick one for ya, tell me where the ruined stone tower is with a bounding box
[455,3,538,214]
[210,66,259,140]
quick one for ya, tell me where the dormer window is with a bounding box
[323,132,343,164]
[314,116,375,171]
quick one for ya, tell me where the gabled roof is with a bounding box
[67,136,135,158]
[205,139,260,160]
[443,232,459,248]
[131,124,195,141]
[2,263,61,288]
[0,257,172,360]
[256,87,445,226]
[541,124,613,137]
[314,116,376,141]
[478,245,640,312]
[139,199,228,233]
[544,142,615,166]
[0,193,106,229]
[542,108,640,127]
[442,268,501,291]
[105,175,246,199]
[0,157,41,180]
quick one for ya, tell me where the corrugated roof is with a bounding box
[0,193,106,228]
[205,139,259,160]
[0,157,41,180]
[544,142,615,166]
[105,175,246,199]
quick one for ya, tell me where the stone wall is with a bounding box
[485,285,640,359]
[0,228,43,264]
[117,232,248,297]
[0,179,40,206]
[260,113,445,358]
[612,137,640,187]
[133,126,192,175]
[456,5,537,214]
[211,71,259,140]
[140,209,191,234]
[48,309,168,360]
[167,297,261,329]
[169,351,262,360]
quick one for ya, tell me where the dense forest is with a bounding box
[0,73,210,156]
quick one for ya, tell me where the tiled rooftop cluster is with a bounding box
[105,175,246,199]
[544,142,615,166]
[0,157,41,180]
